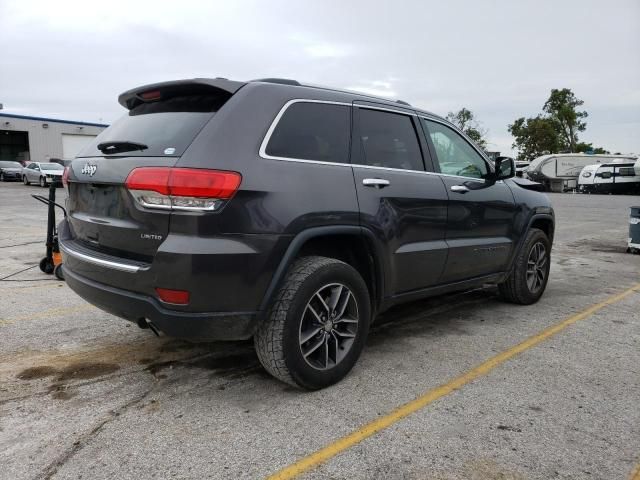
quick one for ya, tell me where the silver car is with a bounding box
[22,162,64,187]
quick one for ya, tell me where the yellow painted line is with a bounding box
[267,283,640,480]
[630,462,640,480]
[0,304,95,326]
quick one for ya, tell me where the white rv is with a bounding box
[578,160,640,194]
[526,153,638,192]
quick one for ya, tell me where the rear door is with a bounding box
[66,83,236,260]
[352,104,448,295]
[420,118,517,283]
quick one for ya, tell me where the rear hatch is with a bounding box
[66,79,244,261]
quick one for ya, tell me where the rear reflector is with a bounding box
[155,287,190,305]
[125,167,241,212]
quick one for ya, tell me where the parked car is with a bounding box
[0,160,24,181]
[59,77,555,389]
[22,162,64,187]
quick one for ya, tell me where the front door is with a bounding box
[421,118,517,283]
[352,105,448,296]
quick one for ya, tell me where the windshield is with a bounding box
[79,93,228,157]
[40,163,64,171]
[0,161,23,168]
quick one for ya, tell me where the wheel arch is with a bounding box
[259,226,385,319]
[505,213,555,275]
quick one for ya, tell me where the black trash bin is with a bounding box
[628,206,640,254]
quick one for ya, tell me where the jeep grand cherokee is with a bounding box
[59,77,554,389]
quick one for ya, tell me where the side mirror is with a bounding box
[494,156,515,180]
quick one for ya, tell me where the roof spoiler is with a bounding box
[118,78,246,110]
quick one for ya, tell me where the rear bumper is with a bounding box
[1,171,22,180]
[64,262,260,341]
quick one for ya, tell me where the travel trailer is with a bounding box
[526,154,638,192]
[578,160,640,194]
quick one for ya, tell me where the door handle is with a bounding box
[363,178,390,188]
[450,185,469,193]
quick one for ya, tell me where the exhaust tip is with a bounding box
[136,318,160,337]
[136,318,149,329]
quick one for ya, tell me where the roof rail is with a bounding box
[396,99,411,106]
[251,78,301,86]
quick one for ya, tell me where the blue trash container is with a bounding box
[628,206,640,254]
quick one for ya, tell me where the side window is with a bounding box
[356,108,424,171]
[422,119,488,179]
[265,102,350,163]
[618,167,635,177]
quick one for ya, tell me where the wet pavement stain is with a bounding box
[47,383,75,400]
[55,362,120,381]
[16,365,59,380]
[145,349,260,379]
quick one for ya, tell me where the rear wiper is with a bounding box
[97,140,148,154]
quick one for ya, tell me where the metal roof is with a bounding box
[0,112,108,128]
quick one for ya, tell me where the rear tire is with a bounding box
[254,256,371,390]
[23,175,30,185]
[498,228,550,305]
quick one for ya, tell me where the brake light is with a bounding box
[140,90,162,101]
[125,167,241,212]
[62,166,70,186]
[155,287,190,305]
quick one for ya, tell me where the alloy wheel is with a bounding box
[299,283,359,370]
[526,242,547,293]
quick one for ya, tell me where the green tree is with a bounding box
[574,142,610,154]
[508,116,561,161]
[446,108,488,150]
[542,88,588,152]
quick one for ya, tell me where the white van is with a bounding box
[578,161,640,194]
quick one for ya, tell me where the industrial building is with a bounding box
[0,113,107,165]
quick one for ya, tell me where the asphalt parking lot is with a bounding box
[1,181,639,480]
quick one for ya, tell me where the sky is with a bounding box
[1,0,639,157]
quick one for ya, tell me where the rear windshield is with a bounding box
[0,161,23,168]
[78,94,227,158]
[40,163,64,170]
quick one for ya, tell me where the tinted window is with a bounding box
[357,109,424,171]
[422,119,488,179]
[265,102,351,163]
[80,93,229,157]
[0,161,22,168]
[618,167,635,176]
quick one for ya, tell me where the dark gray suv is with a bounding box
[59,78,554,389]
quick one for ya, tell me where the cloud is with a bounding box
[1,0,638,155]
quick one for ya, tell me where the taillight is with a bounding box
[125,167,241,212]
[62,166,70,187]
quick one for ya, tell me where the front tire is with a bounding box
[499,228,550,305]
[40,176,47,187]
[254,256,371,390]
[23,175,30,185]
